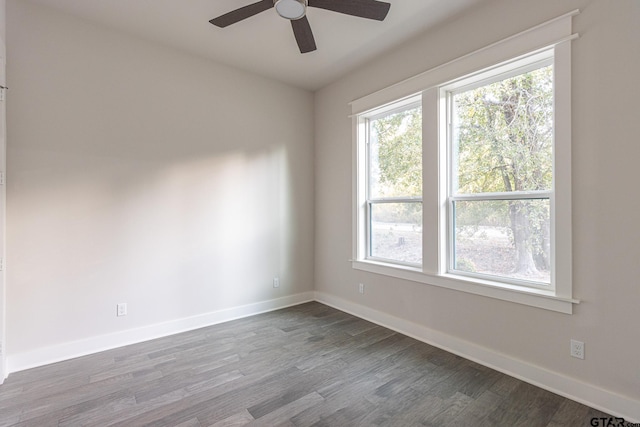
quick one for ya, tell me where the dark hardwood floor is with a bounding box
[0,302,612,426]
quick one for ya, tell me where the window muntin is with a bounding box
[364,100,422,265]
[446,61,554,287]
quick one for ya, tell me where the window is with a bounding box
[361,98,422,266]
[445,59,554,288]
[352,11,578,313]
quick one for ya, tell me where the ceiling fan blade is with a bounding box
[308,0,390,21]
[210,0,274,28]
[291,16,317,54]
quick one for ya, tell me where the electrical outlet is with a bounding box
[116,303,127,317]
[358,283,364,294]
[273,277,280,288]
[570,339,584,359]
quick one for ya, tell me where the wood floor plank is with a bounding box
[310,397,378,426]
[0,302,616,427]
[422,391,475,426]
[15,389,134,427]
[112,367,306,426]
[546,399,592,427]
[445,389,503,427]
[485,381,558,426]
[205,409,254,427]
[363,382,442,426]
[247,392,324,426]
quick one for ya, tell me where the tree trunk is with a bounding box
[534,214,551,271]
[510,201,539,277]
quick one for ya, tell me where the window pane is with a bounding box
[453,199,550,284]
[368,105,422,199]
[452,65,553,194]
[370,202,422,264]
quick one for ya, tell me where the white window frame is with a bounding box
[351,11,579,314]
[442,54,555,290]
[359,96,423,267]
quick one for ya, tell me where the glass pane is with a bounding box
[370,202,422,264]
[368,105,422,199]
[452,65,553,194]
[453,199,550,284]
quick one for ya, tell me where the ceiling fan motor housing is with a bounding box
[274,0,307,20]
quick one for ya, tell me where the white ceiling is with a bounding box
[27,0,487,91]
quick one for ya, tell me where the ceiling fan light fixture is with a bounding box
[274,0,307,20]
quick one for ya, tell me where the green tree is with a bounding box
[454,65,553,277]
[371,106,422,198]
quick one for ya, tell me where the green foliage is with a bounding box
[370,106,422,198]
[454,66,553,196]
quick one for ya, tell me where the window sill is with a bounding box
[352,260,579,314]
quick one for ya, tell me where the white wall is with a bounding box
[315,0,640,418]
[6,1,314,364]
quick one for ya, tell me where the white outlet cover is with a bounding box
[117,303,127,317]
[570,339,584,359]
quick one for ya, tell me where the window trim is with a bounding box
[352,11,579,314]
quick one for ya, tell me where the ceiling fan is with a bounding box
[210,0,391,54]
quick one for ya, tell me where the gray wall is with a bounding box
[7,1,314,357]
[315,0,640,405]
[0,0,6,382]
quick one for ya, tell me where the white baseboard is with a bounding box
[314,291,640,423]
[7,292,314,374]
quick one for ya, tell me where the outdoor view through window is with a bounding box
[449,64,553,285]
[367,103,423,265]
